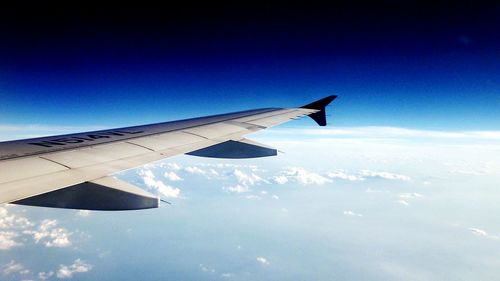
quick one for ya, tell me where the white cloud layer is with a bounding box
[199,264,215,273]
[0,231,21,250]
[140,169,180,198]
[276,167,332,185]
[56,259,92,279]
[469,228,499,240]
[184,166,206,175]
[399,193,423,199]
[277,126,500,141]
[360,170,411,181]
[245,195,262,200]
[256,256,270,265]
[397,200,410,206]
[232,169,267,186]
[164,163,182,170]
[327,169,411,182]
[327,170,364,181]
[343,210,363,217]
[272,175,289,184]
[223,184,250,193]
[76,210,91,217]
[39,271,55,280]
[0,206,33,229]
[164,171,183,181]
[23,219,71,248]
[2,260,27,275]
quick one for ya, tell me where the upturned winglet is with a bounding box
[300,95,337,126]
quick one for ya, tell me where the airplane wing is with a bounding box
[0,95,337,210]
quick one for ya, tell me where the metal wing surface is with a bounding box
[0,95,336,210]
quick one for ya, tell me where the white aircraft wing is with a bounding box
[0,95,336,210]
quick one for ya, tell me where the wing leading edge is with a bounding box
[0,95,337,210]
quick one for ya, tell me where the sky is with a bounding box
[0,2,498,130]
[1,2,500,281]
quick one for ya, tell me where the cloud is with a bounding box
[256,256,270,265]
[0,206,33,229]
[184,166,206,175]
[278,167,332,185]
[56,259,92,279]
[366,188,389,194]
[198,163,259,170]
[326,169,411,182]
[272,175,288,185]
[360,170,411,181]
[2,260,28,275]
[23,219,71,248]
[291,168,331,185]
[275,126,500,141]
[164,171,182,181]
[139,169,180,198]
[343,210,362,217]
[395,193,423,206]
[140,169,155,180]
[199,264,215,273]
[271,167,413,188]
[469,228,499,240]
[156,183,181,198]
[245,195,262,200]
[399,193,423,199]
[232,169,267,186]
[164,163,182,170]
[223,184,250,193]
[1,207,84,251]
[0,231,22,250]
[327,170,364,181]
[164,163,228,180]
[208,168,220,176]
[38,271,55,280]
[221,272,234,278]
[76,210,91,217]
[469,228,488,236]
[397,200,410,206]
[164,163,271,184]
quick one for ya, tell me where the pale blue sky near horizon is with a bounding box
[1,126,500,281]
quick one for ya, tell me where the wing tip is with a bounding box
[301,95,338,126]
[300,95,337,110]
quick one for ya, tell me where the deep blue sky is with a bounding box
[0,2,498,130]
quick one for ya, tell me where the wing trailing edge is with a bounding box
[187,138,277,159]
[12,176,158,211]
